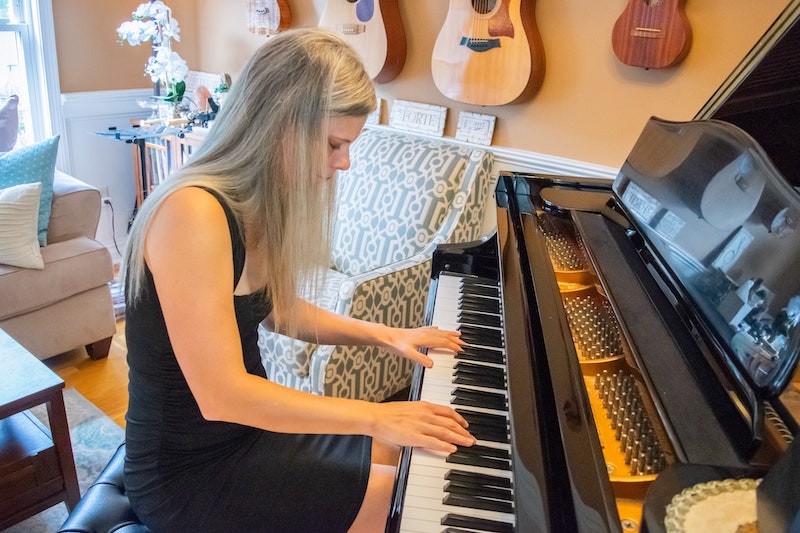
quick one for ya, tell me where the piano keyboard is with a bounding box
[399,273,516,533]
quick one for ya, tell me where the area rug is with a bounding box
[4,388,125,533]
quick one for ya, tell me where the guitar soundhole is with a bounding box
[471,0,497,15]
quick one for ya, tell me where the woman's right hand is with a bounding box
[369,401,476,453]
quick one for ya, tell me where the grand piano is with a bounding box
[387,2,800,532]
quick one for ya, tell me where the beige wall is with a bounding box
[55,0,789,170]
[53,0,199,94]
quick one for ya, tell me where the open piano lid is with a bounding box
[613,116,800,400]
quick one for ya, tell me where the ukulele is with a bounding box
[611,0,692,69]
[319,0,407,84]
[248,0,292,36]
[432,0,545,106]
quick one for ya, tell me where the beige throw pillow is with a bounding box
[0,181,44,269]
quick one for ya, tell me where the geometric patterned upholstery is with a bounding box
[259,126,496,401]
[333,128,483,275]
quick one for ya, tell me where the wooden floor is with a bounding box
[43,318,129,428]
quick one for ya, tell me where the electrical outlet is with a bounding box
[102,197,112,206]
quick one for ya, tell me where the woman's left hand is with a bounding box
[384,326,465,368]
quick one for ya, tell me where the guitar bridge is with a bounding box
[459,37,501,52]
[337,24,366,35]
[631,27,663,38]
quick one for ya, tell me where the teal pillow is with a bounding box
[0,135,60,246]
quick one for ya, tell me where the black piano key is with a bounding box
[472,429,506,443]
[459,310,502,328]
[462,423,509,444]
[456,409,509,442]
[443,493,514,514]
[461,276,499,288]
[458,303,501,317]
[456,409,508,430]
[461,283,499,298]
[444,480,513,503]
[456,346,505,364]
[454,363,506,389]
[445,469,513,489]
[455,361,506,381]
[442,514,514,533]
[458,417,509,443]
[446,450,511,471]
[454,372,505,390]
[459,298,501,314]
[452,387,508,411]
[458,326,504,347]
[454,443,511,459]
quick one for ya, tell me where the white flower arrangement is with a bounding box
[117,1,188,103]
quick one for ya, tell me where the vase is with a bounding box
[157,102,180,125]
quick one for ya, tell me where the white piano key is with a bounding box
[399,273,515,532]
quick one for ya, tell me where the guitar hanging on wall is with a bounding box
[431,0,545,106]
[247,0,292,36]
[611,0,692,69]
[319,0,407,84]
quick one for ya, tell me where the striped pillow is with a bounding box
[0,182,44,269]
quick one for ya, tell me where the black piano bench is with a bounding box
[58,443,150,533]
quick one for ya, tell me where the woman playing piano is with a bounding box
[121,28,475,532]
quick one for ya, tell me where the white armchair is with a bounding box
[258,126,496,401]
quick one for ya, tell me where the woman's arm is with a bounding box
[145,187,474,452]
[262,299,464,368]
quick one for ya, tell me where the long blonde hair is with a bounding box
[123,28,376,335]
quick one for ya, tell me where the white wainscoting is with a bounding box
[60,89,152,257]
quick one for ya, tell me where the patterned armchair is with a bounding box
[258,127,496,401]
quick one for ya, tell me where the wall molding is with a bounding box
[367,124,619,180]
[61,89,151,119]
[487,143,619,180]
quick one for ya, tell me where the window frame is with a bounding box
[1,0,65,164]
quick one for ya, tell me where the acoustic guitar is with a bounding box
[247,0,292,36]
[319,0,407,84]
[612,0,692,69]
[432,0,545,106]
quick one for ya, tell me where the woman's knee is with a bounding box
[348,464,395,533]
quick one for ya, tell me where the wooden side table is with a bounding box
[0,328,80,529]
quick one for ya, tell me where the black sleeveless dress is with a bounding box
[124,188,372,532]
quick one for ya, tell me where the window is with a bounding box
[0,0,60,149]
